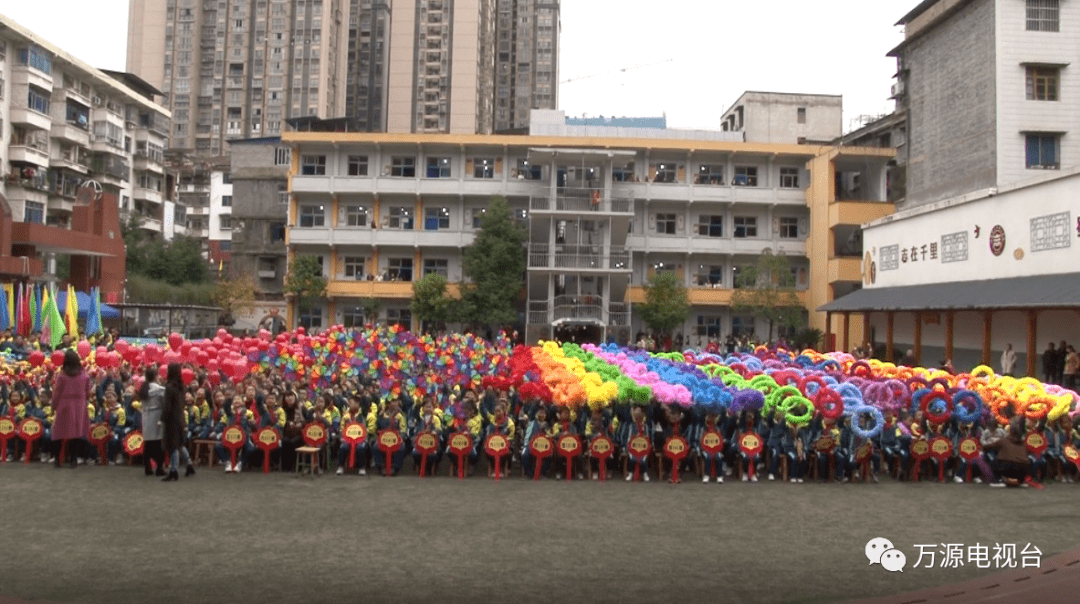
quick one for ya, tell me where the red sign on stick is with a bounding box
[1025,432,1048,457]
[221,425,246,470]
[0,416,16,463]
[448,432,473,480]
[557,434,582,481]
[958,437,980,461]
[626,434,651,481]
[254,427,280,474]
[123,431,144,457]
[89,423,110,466]
[738,433,763,480]
[414,431,439,478]
[1066,445,1080,472]
[16,418,43,464]
[484,433,510,480]
[341,421,367,469]
[664,435,689,483]
[529,434,554,481]
[700,429,723,479]
[910,439,930,482]
[377,430,402,477]
[589,435,614,482]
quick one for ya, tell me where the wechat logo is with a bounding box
[866,537,907,573]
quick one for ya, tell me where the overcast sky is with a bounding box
[3,0,913,132]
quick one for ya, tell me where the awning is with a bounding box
[819,273,1080,312]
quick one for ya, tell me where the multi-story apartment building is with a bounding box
[493,0,559,132]
[344,0,391,131]
[127,0,349,152]
[0,15,155,296]
[720,92,843,145]
[281,110,893,345]
[386,0,496,134]
[889,0,1080,209]
[228,137,290,329]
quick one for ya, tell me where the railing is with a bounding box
[529,187,634,214]
[527,297,631,326]
[527,245,630,270]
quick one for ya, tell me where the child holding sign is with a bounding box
[483,398,514,478]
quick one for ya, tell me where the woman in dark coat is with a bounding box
[50,350,93,468]
[161,363,194,481]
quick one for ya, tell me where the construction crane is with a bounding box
[559,58,675,85]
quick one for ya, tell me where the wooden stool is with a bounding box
[192,440,216,468]
[296,446,321,476]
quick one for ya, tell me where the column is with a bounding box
[981,310,993,365]
[824,311,832,352]
[331,195,339,228]
[913,312,922,366]
[1027,310,1038,378]
[945,310,955,364]
[842,311,850,353]
[862,312,871,351]
[886,311,894,363]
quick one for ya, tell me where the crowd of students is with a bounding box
[1,354,1074,488]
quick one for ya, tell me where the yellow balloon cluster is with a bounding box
[536,341,618,409]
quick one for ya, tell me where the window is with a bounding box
[472,208,486,228]
[697,215,724,238]
[27,86,50,114]
[780,167,800,188]
[274,147,291,165]
[387,258,413,281]
[797,107,806,124]
[299,307,323,330]
[426,157,451,178]
[652,261,676,276]
[270,222,286,243]
[779,217,799,239]
[423,258,449,278]
[278,186,289,205]
[300,155,326,175]
[343,256,365,280]
[655,213,677,235]
[654,163,676,183]
[473,157,495,178]
[388,207,413,229]
[23,201,44,224]
[299,204,325,227]
[342,306,367,328]
[734,216,757,238]
[347,155,368,176]
[516,159,541,180]
[1025,133,1059,168]
[696,165,724,185]
[17,46,51,74]
[345,205,368,227]
[733,166,758,187]
[696,315,722,338]
[1026,0,1059,32]
[221,195,233,207]
[695,265,724,287]
[731,315,755,337]
[1026,67,1059,101]
[424,207,450,230]
[219,215,233,229]
[612,163,635,182]
[732,266,747,289]
[391,156,416,177]
[386,308,411,330]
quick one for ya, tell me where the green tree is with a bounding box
[731,249,804,341]
[460,196,526,329]
[284,255,328,327]
[212,275,257,327]
[411,273,453,332]
[638,271,690,334]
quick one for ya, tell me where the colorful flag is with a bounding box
[44,285,66,349]
[86,287,103,336]
[65,284,79,338]
[40,286,51,345]
[29,284,39,333]
[16,282,30,336]
[0,284,10,331]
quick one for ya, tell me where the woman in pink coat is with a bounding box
[50,349,93,468]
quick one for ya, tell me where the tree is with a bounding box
[460,196,526,329]
[411,273,453,332]
[731,249,804,341]
[638,271,690,334]
[284,255,328,327]
[212,275,257,327]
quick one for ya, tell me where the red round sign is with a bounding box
[930,436,951,460]
[813,435,835,454]
[302,423,327,448]
[626,435,651,460]
[989,225,1006,256]
[17,417,43,442]
[700,429,724,455]
[89,423,110,445]
[414,432,439,456]
[911,439,931,460]
[341,421,367,445]
[1025,432,1047,457]
[529,434,554,459]
[485,433,510,458]
[958,436,980,461]
[123,431,144,456]
[448,432,474,457]
[377,430,402,454]
[0,417,16,437]
[855,441,872,463]
[590,434,614,459]
[221,425,246,451]
[739,432,763,457]
[557,434,582,458]
[254,427,280,473]
[664,435,689,462]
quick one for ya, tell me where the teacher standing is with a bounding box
[161,363,194,481]
[50,350,92,468]
[138,366,166,476]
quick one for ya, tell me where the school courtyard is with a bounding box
[2,464,1079,604]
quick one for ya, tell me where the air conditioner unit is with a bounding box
[890,81,905,97]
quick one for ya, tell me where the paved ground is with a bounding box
[2,461,1078,604]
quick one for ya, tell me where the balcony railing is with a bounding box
[527,298,630,326]
[527,245,630,270]
[529,188,633,214]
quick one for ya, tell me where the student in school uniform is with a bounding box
[482,398,514,478]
